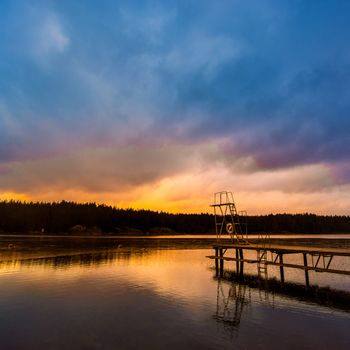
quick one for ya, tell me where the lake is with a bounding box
[0,236,349,349]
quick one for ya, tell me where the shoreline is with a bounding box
[1,232,350,238]
[1,235,350,261]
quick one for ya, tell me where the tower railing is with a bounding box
[210,191,248,243]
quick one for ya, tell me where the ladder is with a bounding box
[257,249,268,279]
[229,203,244,239]
[257,232,270,279]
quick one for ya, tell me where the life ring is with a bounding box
[226,223,234,234]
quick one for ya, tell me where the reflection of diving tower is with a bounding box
[213,280,249,330]
[210,191,247,242]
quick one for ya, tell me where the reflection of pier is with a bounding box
[213,278,277,335]
[214,272,350,314]
[214,280,250,330]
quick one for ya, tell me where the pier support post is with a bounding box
[235,249,239,274]
[303,253,310,288]
[279,254,285,283]
[239,249,244,276]
[215,248,219,276]
[219,249,224,277]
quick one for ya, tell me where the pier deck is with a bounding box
[207,241,350,286]
[212,242,350,256]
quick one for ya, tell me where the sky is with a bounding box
[1,0,350,214]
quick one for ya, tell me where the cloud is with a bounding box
[218,63,350,172]
[9,3,70,63]
[0,144,199,194]
[0,137,347,214]
[1,0,350,212]
[32,12,70,58]
[329,162,350,185]
[0,140,335,197]
[164,34,243,82]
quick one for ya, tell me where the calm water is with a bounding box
[0,242,349,349]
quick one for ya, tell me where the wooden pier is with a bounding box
[207,242,350,288]
[208,191,350,288]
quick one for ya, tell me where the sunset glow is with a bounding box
[1,1,350,214]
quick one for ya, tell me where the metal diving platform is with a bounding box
[207,191,350,288]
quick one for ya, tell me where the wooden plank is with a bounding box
[265,261,350,276]
[303,253,310,288]
[206,255,258,264]
[206,256,350,275]
[212,243,350,257]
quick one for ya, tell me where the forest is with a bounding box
[0,200,350,235]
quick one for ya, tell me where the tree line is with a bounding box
[0,200,349,235]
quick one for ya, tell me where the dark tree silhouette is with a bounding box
[0,200,349,235]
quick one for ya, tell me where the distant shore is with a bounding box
[2,201,350,236]
[1,230,350,237]
[0,234,349,262]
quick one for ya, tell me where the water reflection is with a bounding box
[214,271,350,322]
[214,280,250,331]
[211,276,350,349]
[0,249,148,270]
[2,249,350,313]
[0,248,349,349]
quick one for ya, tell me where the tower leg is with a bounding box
[279,254,285,283]
[215,248,219,276]
[239,249,244,276]
[303,253,310,288]
[219,248,224,277]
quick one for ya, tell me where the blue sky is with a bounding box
[1,0,350,213]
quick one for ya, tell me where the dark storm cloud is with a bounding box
[0,0,350,183]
